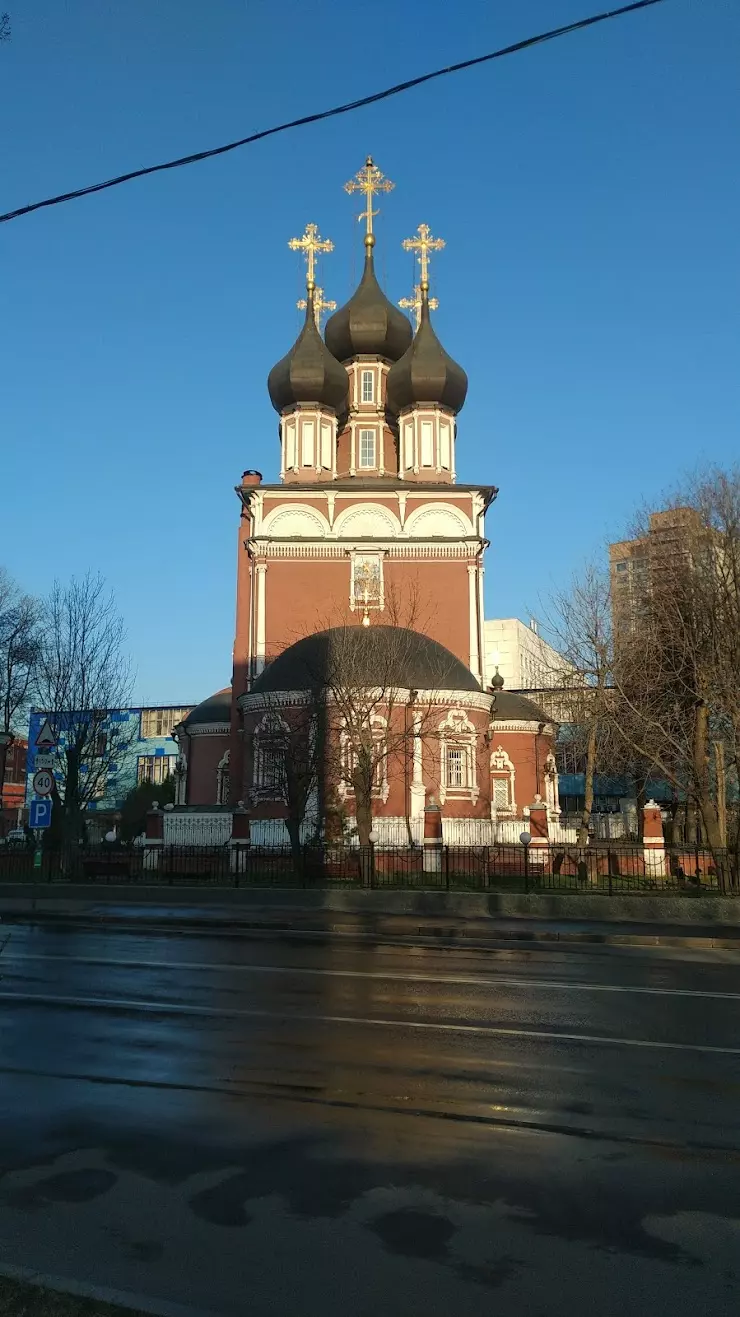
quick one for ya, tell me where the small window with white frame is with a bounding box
[446,746,469,789]
[358,429,376,468]
[490,744,516,814]
[493,776,510,809]
[361,370,374,404]
[438,708,479,804]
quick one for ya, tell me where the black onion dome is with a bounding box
[386,292,468,415]
[251,627,481,694]
[324,243,413,363]
[268,289,348,415]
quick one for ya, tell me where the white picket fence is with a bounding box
[163,811,232,847]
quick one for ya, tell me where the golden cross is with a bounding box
[399,283,439,330]
[343,156,394,243]
[402,223,445,289]
[297,285,337,329]
[288,223,333,288]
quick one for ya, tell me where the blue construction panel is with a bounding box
[25,706,187,813]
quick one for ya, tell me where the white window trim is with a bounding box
[349,551,385,613]
[337,714,390,804]
[438,709,478,805]
[490,744,516,817]
[358,428,376,469]
[216,749,230,805]
[252,711,290,800]
[361,369,375,404]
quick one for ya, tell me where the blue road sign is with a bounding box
[30,798,53,829]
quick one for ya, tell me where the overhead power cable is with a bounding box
[0,0,667,226]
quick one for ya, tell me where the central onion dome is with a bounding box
[324,237,413,364]
[386,287,468,415]
[268,286,349,415]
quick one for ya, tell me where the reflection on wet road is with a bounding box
[0,922,738,1316]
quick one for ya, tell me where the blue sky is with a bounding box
[3,0,738,704]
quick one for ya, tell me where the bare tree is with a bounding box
[34,574,135,848]
[0,570,41,807]
[543,562,617,845]
[611,469,740,888]
[317,623,459,853]
[0,14,10,43]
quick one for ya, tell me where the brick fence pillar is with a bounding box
[527,795,549,866]
[423,798,443,873]
[643,799,666,880]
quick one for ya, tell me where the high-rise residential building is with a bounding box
[609,507,703,635]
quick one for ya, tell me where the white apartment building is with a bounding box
[483,618,565,691]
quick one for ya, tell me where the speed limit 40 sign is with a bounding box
[32,769,54,797]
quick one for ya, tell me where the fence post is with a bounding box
[445,846,450,891]
[524,844,529,894]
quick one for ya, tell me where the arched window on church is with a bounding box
[253,711,290,800]
[338,715,389,804]
[216,749,230,805]
[490,745,516,816]
[438,709,479,805]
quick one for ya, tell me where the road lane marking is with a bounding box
[0,990,738,1055]
[2,953,739,1000]
[2,951,739,1000]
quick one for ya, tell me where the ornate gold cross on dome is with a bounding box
[402,223,445,290]
[399,284,439,330]
[288,223,334,288]
[297,286,337,329]
[344,156,394,243]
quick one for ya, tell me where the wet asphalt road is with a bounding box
[0,921,739,1317]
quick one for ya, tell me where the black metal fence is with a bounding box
[0,841,736,894]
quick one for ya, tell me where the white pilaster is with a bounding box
[255,563,267,675]
[410,711,426,817]
[467,565,480,680]
[476,562,485,682]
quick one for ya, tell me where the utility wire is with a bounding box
[0,0,667,226]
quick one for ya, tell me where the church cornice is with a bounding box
[240,687,494,713]
[239,481,497,497]
[243,541,483,559]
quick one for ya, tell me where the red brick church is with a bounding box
[174,159,559,846]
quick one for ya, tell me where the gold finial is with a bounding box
[297,285,337,329]
[402,223,445,291]
[399,283,439,330]
[344,155,394,247]
[288,223,334,290]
